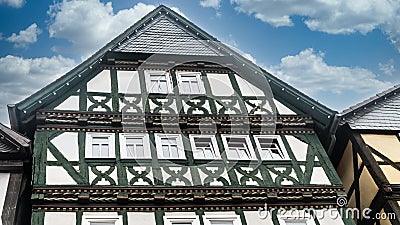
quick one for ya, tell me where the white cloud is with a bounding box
[48,1,184,58]
[0,0,24,8]
[6,23,41,48]
[230,0,400,52]
[269,48,392,95]
[200,0,221,9]
[0,55,76,124]
[379,59,395,75]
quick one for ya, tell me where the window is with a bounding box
[164,213,200,225]
[145,70,173,93]
[155,134,185,159]
[203,212,241,225]
[119,133,150,159]
[177,72,205,94]
[277,210,316,225]
[254,135,289,160]
[85,133,115,158]
[82,212,122,225]
[189,135,220,159]
[221,135,256,160]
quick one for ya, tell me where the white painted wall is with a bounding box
[127,212,156,225]
[207,73,234,96]
[235,74,264,96]
[310,167,331,185]
[46,166,76,185]
[50,132,79,161]
[44,212,76,225]
[54,95,79,111]
[0,173,10,225]
[285,135,308,161]
[273,99,296,115]
[244,211,274,225]
[87,70,111,93]
[117,70,141,94]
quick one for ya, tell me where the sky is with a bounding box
[0,0,399,125]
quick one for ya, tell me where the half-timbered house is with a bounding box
[332,84,400,225]
[0,123,30,225]
[9,5,354,225]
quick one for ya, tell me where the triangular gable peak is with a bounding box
[9,5,336,146]
[339,84,400,130]
[113,14,222,56]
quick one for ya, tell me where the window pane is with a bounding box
[285,222,307,225]
[162,146,170,158]
[136,145,145,158]
[158,80,168,92]
[170,146,179,158]
[92,144,100,157]
[203,148,214,158]
[127,145,135,158]
[126,138,142,144]
[101,144,109,157]
[93,137,108,144]
[181,81,191,93]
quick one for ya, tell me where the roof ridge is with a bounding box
[339,84,400,117]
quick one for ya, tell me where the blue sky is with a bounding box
[0,0,399,124]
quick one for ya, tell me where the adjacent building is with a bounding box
[9,5,355,225]
[0,123,31,225]
[332,85,400,225]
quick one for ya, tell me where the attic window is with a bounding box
[254,135,289,160]
[221,135,256,160]
[177,72,205,94]
[85,133,115,158]
[119,133,151,159]
[155,134,185,159]
[145,71,173,93]
[189,135,220,159]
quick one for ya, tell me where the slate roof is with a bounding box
[113,15,223,56]
[339,84,400,130]
[0,123,30,153]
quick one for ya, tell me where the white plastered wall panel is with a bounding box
[46,166,76,185]
[285,135,308,161]
[87,70,111,93]
[235,74,264,96]
[117,70,141,94]
[273,99,296,115]
[0,173,10,225]
[44,212,76,225]
[127,212,156,225]
[310,167,331,185]
[207,73,234,96]
[50,132,79,161]
[54,95,79,111]
[244,210,274,225]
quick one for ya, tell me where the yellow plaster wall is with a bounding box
[336,141,354,192]
[380,165,400,184]
[359,167,379,211]
[361,134,400,162]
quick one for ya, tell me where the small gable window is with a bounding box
[177,71,205,94]
[85,133,115,158]
[155,134,185,159]
[119,133,151,159]
[145,70,173,93]
[189,135,220,159]
[254,135,289,160]
[221,135,256,160]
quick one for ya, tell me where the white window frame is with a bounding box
[164,215,201,225]
[221,135,256,160]
[155,134,185,159]
[82,212,122,225]
[145,70,173,94]
[189,135,221,160]
[254,135,290,160]
[119,133,151,159]
[277,210,316,225]
[176,71,205,94]
[85,132,115,158]
[203,212,241,225]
